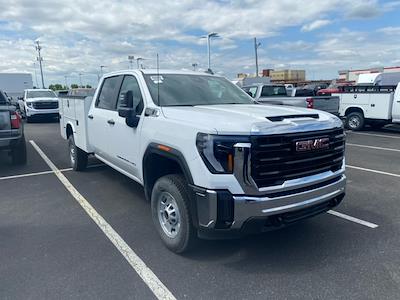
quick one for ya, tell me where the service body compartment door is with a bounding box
[392,86,400,123]
[367,93,393,120]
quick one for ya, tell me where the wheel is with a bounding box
[151,174,197,253]
[68,135,88,171]
[11,137,27,165]
[345,112,364,131]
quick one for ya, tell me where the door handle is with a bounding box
[371,104,375,107]
[88,114,94,119]
[107,119,115,125]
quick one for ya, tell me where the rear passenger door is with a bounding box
[87,75,123,161]
[107,75,145,179]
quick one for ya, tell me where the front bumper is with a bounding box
[192,172,346,238]
[26,107,59,117]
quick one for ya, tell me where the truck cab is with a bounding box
[60,70,346,253]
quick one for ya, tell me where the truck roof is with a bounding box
[103,69,216,77]
[24,88,53,92]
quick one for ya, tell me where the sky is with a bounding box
[0,0,400,87]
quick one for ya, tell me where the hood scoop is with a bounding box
[266,114,319,122]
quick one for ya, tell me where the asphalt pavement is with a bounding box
[1,121,399,299]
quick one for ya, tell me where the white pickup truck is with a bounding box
[60,70,346,253]
[334,83,400,130]
[19,89,59,122]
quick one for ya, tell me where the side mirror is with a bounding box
[118,91,140,128]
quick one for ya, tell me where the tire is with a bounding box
[11,137,27,165]
[345,112,364,131]
[68,135,88,171]
[151,174,197,253]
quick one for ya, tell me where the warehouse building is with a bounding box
[270,69,306,81]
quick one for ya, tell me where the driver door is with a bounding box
[107,75,145,179]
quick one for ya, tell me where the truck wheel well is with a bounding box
[66,124,73,138]
[143,153,185,201]
[345,107,364,116]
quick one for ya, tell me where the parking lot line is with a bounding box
[29,140,176,300]
[346,132,400,139]
[0,168,73,181]
[346,165,400,178]
[346,143,400,153]
[327,210,379,228]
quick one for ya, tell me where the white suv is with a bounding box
[20,89,59,122]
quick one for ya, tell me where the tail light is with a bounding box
[10,111,21,129]
[306,97,314,109]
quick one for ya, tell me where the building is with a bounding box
[270,69,306,81]
[0,73,33,99]
[338,66,400,83]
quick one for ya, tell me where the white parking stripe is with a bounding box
[346,143,400,153]
[346,165,400,178]
[328,210,379,228]
[0,168,72,180]
[29,140,176,300]
[347,131,400,139]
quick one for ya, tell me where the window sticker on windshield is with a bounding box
[150,75,164,84]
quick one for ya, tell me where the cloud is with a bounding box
[301,20,332,32]
[0,0,397,84]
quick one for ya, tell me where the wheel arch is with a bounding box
[142,143,194,200]
[345,106,364,116]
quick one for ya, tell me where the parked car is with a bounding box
[18,89,59,122]
[335,83,400,130]
[243,83,340,115]
[60,70,346,253]
[0,90,26,165]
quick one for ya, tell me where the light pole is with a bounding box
[64,75,68,89]
[33,62,39,87]
[35,39,45,88]
[128,56,135,69]
[254,37,261,77]
[192,63,198,71]
[136,57,143,69]
[202,32,220,72]
[79,73,83,88]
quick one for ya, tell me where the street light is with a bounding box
[35,39,45,88]
[201,32,220,72]
[136,57,144,69]
[79,73,83,87]
[64,75,68,89]
[192,63,198,71]
[254,37,261,77]
[128,56,135,69]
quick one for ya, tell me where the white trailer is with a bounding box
[334,83,400,130]
[0,73,33,101]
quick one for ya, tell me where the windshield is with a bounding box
[27,90,57,98]
[144,74,254,106]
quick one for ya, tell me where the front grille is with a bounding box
[251,128,345,188]
[32,101,58,109]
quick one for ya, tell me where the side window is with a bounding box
[117,76,144,114]
[96,76,123,110]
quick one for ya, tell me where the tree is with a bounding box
[85,84,92,88]
[71,84,79,89]
[49,84,64,91]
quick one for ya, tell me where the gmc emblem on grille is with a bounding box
[295,138,330,152]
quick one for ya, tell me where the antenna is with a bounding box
[157,53,160,106]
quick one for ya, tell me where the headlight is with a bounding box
[196,133,249,174]
[26,101,33,108]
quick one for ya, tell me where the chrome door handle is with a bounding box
[107,119,115,125]
[88,114,94,119]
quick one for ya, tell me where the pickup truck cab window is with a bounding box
[117,75,144,114]
[261,86,286,97]
[96,75,123,110]
[144,74,253,106]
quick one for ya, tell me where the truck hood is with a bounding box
[162,104,342,135]
[26,97,58,102]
